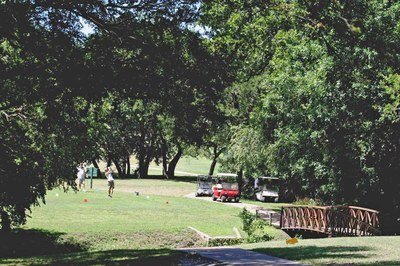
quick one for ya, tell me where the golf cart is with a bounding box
[212,173,240,203]
[195,175,213,197]
[255,177,279,202]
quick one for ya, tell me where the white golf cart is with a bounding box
[195,175,213,197]
[255,177,279,202]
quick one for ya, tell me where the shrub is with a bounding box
[292,197,320,206]
[238,208,272,243]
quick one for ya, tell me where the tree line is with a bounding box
[1,0,400,234]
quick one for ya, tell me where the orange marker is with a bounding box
[286,238,298,245]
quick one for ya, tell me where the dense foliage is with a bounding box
[0,0,226,231]
[201,0,400,233]
[2,0,400,235]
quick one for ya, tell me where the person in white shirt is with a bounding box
[105,167,115,198]
[76,163,86,192]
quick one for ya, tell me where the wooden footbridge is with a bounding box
[280,205,381,236]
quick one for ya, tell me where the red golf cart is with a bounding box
[212,173,240,203]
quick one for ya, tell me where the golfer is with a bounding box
[105,167,115,198]
[76,163,86,192]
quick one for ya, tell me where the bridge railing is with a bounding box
[280,205,380,236]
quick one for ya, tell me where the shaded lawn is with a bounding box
[0,228,212,265]
[239,236,400,265]
[1,249,218,266]
[0,233,207,266]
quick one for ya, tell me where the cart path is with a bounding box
[185,192,267,213]
[179,247,305,266]
[184,192,281,226]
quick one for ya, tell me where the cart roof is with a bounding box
[216,173,238,177]
[258,176,279,180]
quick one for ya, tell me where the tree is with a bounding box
[201,0,400,233]
[0,0,227,231]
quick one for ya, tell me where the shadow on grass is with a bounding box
[356,262,400,266]
[0,229,216,265]
[0,248,219,266]
[251,245,370,261]
[251,245,400,265]
[0,228,86,258]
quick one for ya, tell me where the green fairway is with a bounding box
[6,178,396,266]
[22,187,242,246]
[240,236,400,265]
[88,178,195,196]
[0,183,245,264]
[175,156,220,175]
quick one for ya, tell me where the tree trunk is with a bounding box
[167,146,182,178]
[0,211,11,233]
[91,159,100,169]
[208,159,217,176]
[237,169,244,195]
[126,155,131,177]
[208,145,223,176]
[138,157,149,178]
[112,158,125,178]
[122,159,126,176]
[162,144,169,178]
[138,149,149,178]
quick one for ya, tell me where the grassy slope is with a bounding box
[0,180,242,264]
[240,199,290,212]
[88,178,196,196]
[4,168,397,265]
[240,236,400,265]
[24,189,242,238]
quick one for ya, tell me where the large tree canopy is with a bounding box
[3,0,400,235]
[0,0,227,231]
[201,0,400,233]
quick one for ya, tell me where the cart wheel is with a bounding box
[235,197,240,203]
[221,195,227,202]
[212,195,217,201]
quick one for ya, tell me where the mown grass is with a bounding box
[0,183,243,264]
[24,189,242,238]
[5,176,395,265]
[239,235,400,265]
[88,178,196,196]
